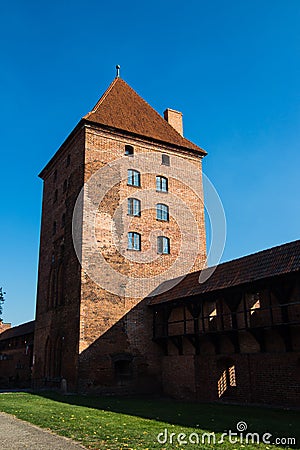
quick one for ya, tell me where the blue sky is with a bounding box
[1,0,299,326]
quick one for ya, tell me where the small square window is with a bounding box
[125,145,134,156]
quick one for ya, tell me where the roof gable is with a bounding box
[84,78,206,154]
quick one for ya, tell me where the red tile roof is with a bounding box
[0,320,35,341]
[149,240,300,305]
[84,77,206,155]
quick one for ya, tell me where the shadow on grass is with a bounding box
[33,390,300,445]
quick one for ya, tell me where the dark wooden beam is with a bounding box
[249,328,266,352]
[277,325,293,352]
[187,335,200,354]
[170,336,183,355]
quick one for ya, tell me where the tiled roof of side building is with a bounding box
[0,320,35,341]
[84,77,206,155]
[148,239,300,305]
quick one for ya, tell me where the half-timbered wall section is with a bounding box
[149,240,300,406]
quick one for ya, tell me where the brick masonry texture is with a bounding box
[30,77,300,407]
[33,103,206,393]
[78,125,206,393]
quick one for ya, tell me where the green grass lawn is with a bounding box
[0,392,299,449]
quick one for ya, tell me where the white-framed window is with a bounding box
[157,236,170,254]
[156,203,169,221]
[128,198,141,216]
[128,169,141,187]
[128,232,141,251]
[156,175,168,192]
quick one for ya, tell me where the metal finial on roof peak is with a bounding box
[116,65,120,78]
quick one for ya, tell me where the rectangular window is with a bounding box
[128,198,141,216]
[157,236,170,254]
[128,169,141,187]
[156,203,169,221]
[162,154,170,166]
[125,145,134,156]
[156,176,168,192]
[128,232,141,251]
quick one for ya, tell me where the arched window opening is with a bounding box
[156,203,169,221]
[114,358,133,385]
[128,198,141,216]
[157,236,170,254]
[156,176,168,192]
[128,169,140,187]
[128,232,141,251]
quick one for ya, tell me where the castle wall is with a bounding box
[33,126,85,391]
[156,279,300,407]
[0,327,34,389]
[78,125,206,393]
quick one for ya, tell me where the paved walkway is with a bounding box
[0,412,87,449]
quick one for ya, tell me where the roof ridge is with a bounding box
[85,77,119,118]
[149,238,300,304]
[93,77,119,112]
[214,238,300,270]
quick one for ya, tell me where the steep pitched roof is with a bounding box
[149,240,300,305]
[84,77,206,154]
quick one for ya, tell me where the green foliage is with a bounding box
[0,392,298,449]
[0,287,5,320]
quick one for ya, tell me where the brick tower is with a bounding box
[33,74,207,393]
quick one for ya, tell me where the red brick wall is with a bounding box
[0,333,33,388]
[162,355,196,400]
[34,120,206,394]
[33,126,85,391]
[77,125,206,393]
[161,332,300,407]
